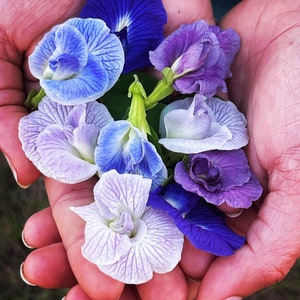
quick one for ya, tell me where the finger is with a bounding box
[162,0,215,35]
[180,238,215,280]
[22,207,61,248]
[0,106,40,187]
[44,177,125,299]
[64,284,92,300]
[137,265,188,300]
[21,242,77,288]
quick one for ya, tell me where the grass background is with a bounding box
[1,153,300,299]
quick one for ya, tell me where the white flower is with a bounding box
[71,170,183,284]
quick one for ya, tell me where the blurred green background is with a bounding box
[1,153,300,299]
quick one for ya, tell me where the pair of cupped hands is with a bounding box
[1,0,300,299]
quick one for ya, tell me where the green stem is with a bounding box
[144,67,175,110]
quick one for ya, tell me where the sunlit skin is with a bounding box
[2,0,300,299]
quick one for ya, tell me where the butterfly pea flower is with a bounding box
[159,94,248,154]
[71,170,183,284]
[29,18,125,105]
[80,0,167,73]
[95,120,167,190]
[149,20,240,97]
[18,96,113,183]
[175,149,263,209]
[148,182,245,256]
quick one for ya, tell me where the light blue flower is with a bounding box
[95,120,167,189]
[18,96,113,183]
[80,0,167,73]
[70,170,183,284]
[29,18,124,105]
[159,94,248,154]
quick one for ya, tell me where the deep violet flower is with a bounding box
[149,20,240,97]
[159,95,248,154]
[148,182,245,256]
[18,96,113,183]
[29,18,124,104]
[80,0,167,73]
[175,149,263,208]
[71,170,183,284]
[95,120,167,190]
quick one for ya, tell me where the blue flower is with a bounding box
[159,94,249,154]
[175,149,263,208]
[71,170,183,284]
[149,20,240,97]
[80,0,167,73]
[29,18,124,105]
[95,120,167,190]
[148,182,245,256]
[18,96,113,183]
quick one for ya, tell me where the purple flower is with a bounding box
[80,0,167,73]
[175,149,263,208]
[18,96,113,183]
[71,170,183,284]
[149,20,240,97]
[29,18,124,105]
[148,182,245,256]
[159,95,248,154]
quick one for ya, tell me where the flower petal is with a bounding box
[37,125,98,183]
[94,170,152,220]
[71,203,131,265]
[148,184,245,256]
[98,206,183,284]
[80,0,167,73]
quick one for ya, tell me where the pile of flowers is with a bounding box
[18,0,263,284]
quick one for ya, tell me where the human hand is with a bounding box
[19,1,215,299]
[181,0,300,298]
[0,0,85,187]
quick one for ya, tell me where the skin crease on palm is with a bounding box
[2,0,300,299]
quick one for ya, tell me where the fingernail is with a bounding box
[21,230,35,249]
[226,209,244,218]
[225,297,242,300]
[61,297,66,300]
[20,262,36,286]
[4,154,31,189]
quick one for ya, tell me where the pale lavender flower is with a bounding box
[71,170,183,284]
[18,96,113,183]
[175,149,263,208]
[159,95,248,154]
[149,20,240,97]
[29,18,124,105]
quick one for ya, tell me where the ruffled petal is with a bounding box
[41,55,109,104]
[94,170,152,220]
[70,203,131,265]
[37,125,98,183]
[98,206,183,284]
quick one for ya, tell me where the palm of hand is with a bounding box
[195,1,300,299]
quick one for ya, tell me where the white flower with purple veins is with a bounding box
[71,170,183,284]
[149,20,240,97]
[18,96,113,183]
[159,94,248,154]
[29,18,124,105]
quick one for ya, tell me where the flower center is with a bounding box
[190,158,220,184]
[109,211,134,236]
